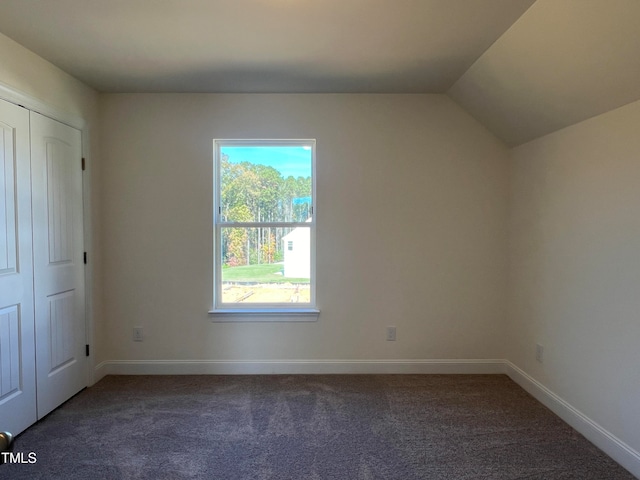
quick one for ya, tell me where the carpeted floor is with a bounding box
[1,374,635,479]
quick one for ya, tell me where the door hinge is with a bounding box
[85,345,90,357]
[81,157,86,171]
[84,252,87,264]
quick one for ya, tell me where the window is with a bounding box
[212,139,317,315]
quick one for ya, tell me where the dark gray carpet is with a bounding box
[1,374,635,479]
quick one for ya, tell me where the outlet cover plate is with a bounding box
[386,326,397,341]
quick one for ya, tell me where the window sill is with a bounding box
[209,308,320,322]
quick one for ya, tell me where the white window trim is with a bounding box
[209,139,318,319]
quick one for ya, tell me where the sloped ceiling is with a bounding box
[0,0,638,146]
[448,0,640,146]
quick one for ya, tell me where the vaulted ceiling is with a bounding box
[0,0,638,146]
[449,0,640,145]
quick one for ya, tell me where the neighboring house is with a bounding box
[282,222,310,279]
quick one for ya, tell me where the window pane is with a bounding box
[220,226,310,304]
[220,145,312,223]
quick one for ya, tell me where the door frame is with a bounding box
[0,79,95,387]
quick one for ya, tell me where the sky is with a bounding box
[221,145,312,178]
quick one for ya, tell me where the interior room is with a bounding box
[0,0,638,478]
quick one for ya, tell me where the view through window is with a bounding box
[213,140,315,309]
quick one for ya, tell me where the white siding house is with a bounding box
[282,226,310,279]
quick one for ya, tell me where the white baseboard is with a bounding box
[94,358,506,377]
[505,361,640,479]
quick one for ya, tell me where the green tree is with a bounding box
[220,154,311,266]
[261,231,277,264]
[223,205,252,266]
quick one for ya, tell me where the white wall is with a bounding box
[0,32,103,369]
[0,32,96,121]
[99,93,509,364]
[508,99,640,457]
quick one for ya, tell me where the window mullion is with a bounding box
[219,221,312,228]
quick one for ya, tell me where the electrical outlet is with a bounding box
[133,327,143,342]
[535,343,544,363]
[386,326,396,341]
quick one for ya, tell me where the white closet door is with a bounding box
[0,99,37,435]
[30,111,86,418]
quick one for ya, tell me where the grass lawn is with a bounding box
[222,263,309,284]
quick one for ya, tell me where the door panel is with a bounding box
[30,111,86,419]
[47,290,76,372]
[45,139,75,264]
[0,307,20,394]
[0,99,36,436]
